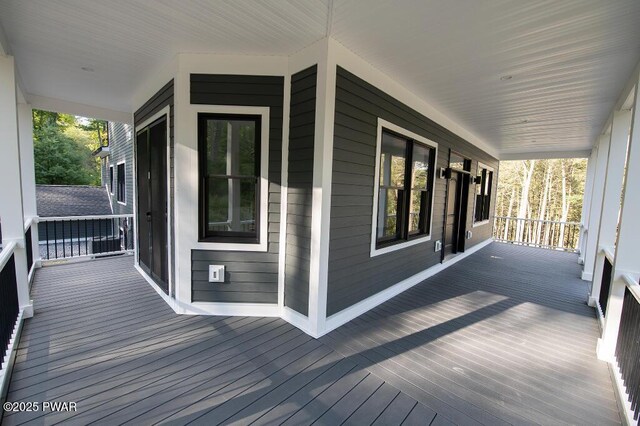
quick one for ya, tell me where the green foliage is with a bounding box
[32,109,103,186]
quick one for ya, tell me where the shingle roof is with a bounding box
[36,185,112,217]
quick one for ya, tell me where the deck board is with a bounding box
[1,243,620,425]
[321,243,620,425]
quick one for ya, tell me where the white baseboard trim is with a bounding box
[134,264,279,317]
[610,358,635,426]
[581,271,593,281]
[281,306,315,337]
[323,238,494,336]
[0,309,25,406]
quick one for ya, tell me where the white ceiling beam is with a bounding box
[499,149,592,161]
[27,94,132,124]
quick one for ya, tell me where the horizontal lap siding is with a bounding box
[190,74,284,304]
[284,65,317,316]
[327,67,498,316]
[134,80,175,289]
[106,122,134,215]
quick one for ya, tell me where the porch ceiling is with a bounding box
[1,0,639,158]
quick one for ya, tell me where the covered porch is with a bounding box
[3,243,618,425]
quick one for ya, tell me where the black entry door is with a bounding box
[444,172,462,256]
[136,117,169,293]
[443,152,470,258]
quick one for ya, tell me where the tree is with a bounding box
[32,109,102,185]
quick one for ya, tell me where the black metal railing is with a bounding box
[600,255,613,317]
[25,225,33,274]
[615,283,640,422]
[0,250,19,366]
[493,216,580,252]
[38,215,134,261]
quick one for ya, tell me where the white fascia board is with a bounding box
[28,94,132,124]
[499,149,592,161]
[132,55,178,113]
[328,38,499,160]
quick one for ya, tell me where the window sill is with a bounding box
[193,241,268,252]
[370,234,431,257]
[117,201,126,206]
[473,219,491,228]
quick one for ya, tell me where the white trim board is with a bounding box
[370,118,438,257]
[135,264,279,317]
[189,105,270,253]
[323,238,494,336]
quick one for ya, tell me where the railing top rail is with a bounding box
[494,216,580,226]
[0,240,17,271]
[39,214,134,222]
[23,216,37,232]
[600,245,616,264]
[622,273,640,304]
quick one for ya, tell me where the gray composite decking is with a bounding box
[2,243,620,425]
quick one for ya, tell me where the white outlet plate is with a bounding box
[434,240,442,252]
[209,265,225,283]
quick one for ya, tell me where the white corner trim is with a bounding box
[281,306,315,337]
[189,105,270,253]
[132,55,178,112]
[324,238,494,336]
[278,73,292,309]
[370,118,438,258]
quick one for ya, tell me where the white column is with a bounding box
[581,133,610,281]
[0,54,33,317]
[18,102,40,267]
[578,148,596,263]
[589,110,632,306]
[597,82,640,360]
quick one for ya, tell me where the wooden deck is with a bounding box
[2,243,619,425]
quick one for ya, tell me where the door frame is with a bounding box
[134,106,173,297]
[441,150,471,262]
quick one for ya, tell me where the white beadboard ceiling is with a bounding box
[1,0,639,158]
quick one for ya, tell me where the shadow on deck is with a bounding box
[2,243,619,425]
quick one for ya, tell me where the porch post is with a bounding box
[581,133,610,281]
[588,110,632,307]
[597,81,640,360]
[0,54,33,317]
[577,148,596,264]
[17,102,40,268]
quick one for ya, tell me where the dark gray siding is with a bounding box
[284,66,317,316]
[105,122,134,215]
[190,74,284,304]
[134,80,175,290]
[327,67,499,316]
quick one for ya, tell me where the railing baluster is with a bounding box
[54,220,58,259]
[493,216,580,252]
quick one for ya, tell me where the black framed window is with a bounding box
[198,113,261,243]
[109,166,114,194]
[475,166,493,222]
[117,163,125,203]
[376,129,435,248]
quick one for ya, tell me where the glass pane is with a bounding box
[485,171,493,195]
[450,152,465,171]
[377,188,399,239]
[411,144,431,190]
[476,168,485,195]
[207,178,230,232]
[207,177,257,234]
[408,190,426,234]
[205,117,257,177]
[238,178,257,232]
[380,131,406,188]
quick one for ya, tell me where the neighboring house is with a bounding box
[36,184,126,258]
[95,121,134,215]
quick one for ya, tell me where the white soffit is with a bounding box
[0,0,329,113]
[1,0,640,157]
[331,0,640,156]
